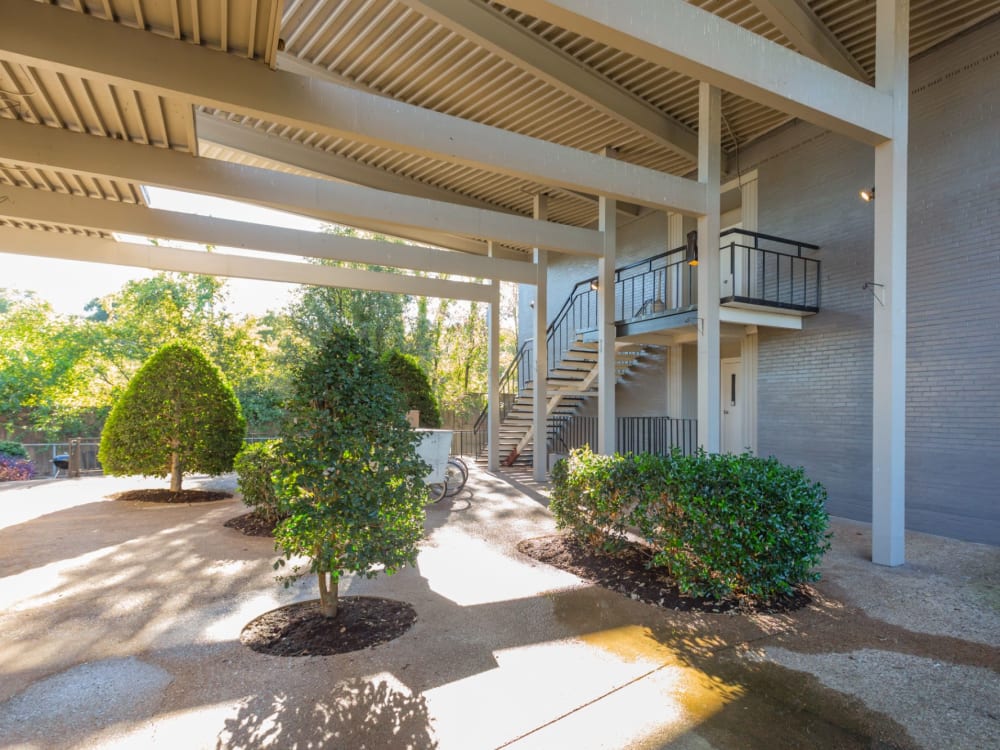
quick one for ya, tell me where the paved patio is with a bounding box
[0,467,997,749]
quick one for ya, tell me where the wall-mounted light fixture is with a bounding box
[590,279,599,292]
[685,230,699,266]
[859,187,875,203]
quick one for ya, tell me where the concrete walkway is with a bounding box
[0,468,996,749]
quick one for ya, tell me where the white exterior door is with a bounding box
[721,358,744,454]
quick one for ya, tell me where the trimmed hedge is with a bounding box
[234,440,286,524]
[0,441,28,459]
[551,446,831,600]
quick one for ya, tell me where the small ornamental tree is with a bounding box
[380,350,442,428]
[274,328,429,619]
[98,342,245,491]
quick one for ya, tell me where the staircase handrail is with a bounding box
[472,338,533,434]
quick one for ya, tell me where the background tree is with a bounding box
[0,290,94,438]
[273,328,428,619]
[99,341,246,491]
[380,350,442,428]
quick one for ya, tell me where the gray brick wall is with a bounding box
[748,19,1000,544]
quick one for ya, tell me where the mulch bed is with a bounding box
[241,597,418,656]
[110,488,232,503]
[517,533,811,614]
[224,511,279,537]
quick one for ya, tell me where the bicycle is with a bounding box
[426,456,469,503]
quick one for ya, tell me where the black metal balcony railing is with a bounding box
[720,229,821,311]
[472,229,819,452]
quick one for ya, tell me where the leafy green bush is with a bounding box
[380,350,442,428]
[99,342,246,491]
[274,328,430,619]
[550,449,644,553]
[551,446,831,600]
[0,441,28,459]
[234,440,286,524]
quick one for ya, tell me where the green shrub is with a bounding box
[234,440,286,524]
[273,328,430,619]
[99,342,246,491]
[0,441,28,459]
[550,448,643,553]
[551,446,831,601]
[380,350,442,428]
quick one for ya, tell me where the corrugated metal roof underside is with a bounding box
[34,0,284,65]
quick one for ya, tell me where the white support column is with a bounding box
[666,345,683,418]
[697,83,723,453]
[487,241,501,471]
[741,326,759,454]
[533,195,549,481]
[597,195,617,455]
[741,177,759,232]
[872,0,909,567]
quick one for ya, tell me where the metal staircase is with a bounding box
[493,339,647,466]
[473,229,822,466]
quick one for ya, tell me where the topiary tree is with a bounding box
[380,350,442,428]
[274,328,429,619]
[98,341,245,491]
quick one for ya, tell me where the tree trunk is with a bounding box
[170,450,182,492]
[317,571,339,618]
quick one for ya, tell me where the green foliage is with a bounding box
[98,342,246,489]
[551,446,831,600]
[0,440,28,459]
[0,290,95,438]
[234,440,286,524]
[273,328,429,613]
[380,350,442,428]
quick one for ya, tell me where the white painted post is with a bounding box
[741,326,758,454]
[533,194,549,481]
[697,83,722,453]
[872,0,909,567]
[597,195,617,455]
[666,211,684,417]
[487,241,501,471]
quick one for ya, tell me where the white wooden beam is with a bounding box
[0,185,537,285]
[487,241,501,471]
[0,227,497,302]
[398,0,699,164]
[719,306,802,329]
[872,0,909,567]
[499,0,894,145]
[0,118,603,258]
[696,83,722,453]
[532,194,549,481]
[1,0,706,213]
[195,111,514,214]
[276,54,645,221]
[751,0,868,81]
[597,194,617,455]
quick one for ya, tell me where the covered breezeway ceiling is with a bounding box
[0,0,997,282]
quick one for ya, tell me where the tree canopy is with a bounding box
[98,341,246,491]
[380,350,442,428]
[273,328,429,619]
